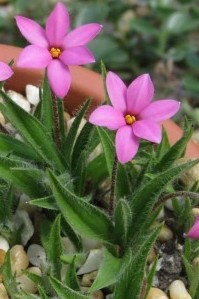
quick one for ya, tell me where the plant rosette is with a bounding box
[0,2,199,299]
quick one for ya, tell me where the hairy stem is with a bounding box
[52,95,61,149]
[155,191,199,209]
[109,154,118,216]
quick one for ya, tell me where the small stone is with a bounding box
[26,85,40,106]
[10,245,29,277]
[147,247,156,264]
[16,266,42,294]
[169,280,192,299]
[81,270,98,287]
[0,236,9,252]
[62,237,76,254]
[192,257,199,267]
[91,290,104,299]
[7,90,31,112]
[64,112,71,130]
[117,10,135,33]
[180,158,199,188]
[0,283,9,299]
[158,224,173,242]
[192,208,199,218]
[27,244,46,268]
[77,249,103,275]
[0,112,5,125]
[146,287,169,299]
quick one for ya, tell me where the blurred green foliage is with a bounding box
[0,0,199,117]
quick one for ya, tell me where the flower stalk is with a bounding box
[109,154,118,216]
[52,94,62,149]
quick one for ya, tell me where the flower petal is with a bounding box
[116,126,139,164]
[133,120,162,143]
[15,16,48,48]
[0,62,13,81]
[89,105,125,130]
[186,217,199,239]
[139,99,181,122]
[106,71,127,114]
[16,45,52,68]
[127,74,154,115]
[47,60,71,98]
[60,46,95,66]
[45,2,70,46]
[62,23,102,48]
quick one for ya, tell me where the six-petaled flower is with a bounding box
[15,2,102,98]
[89,71,180,164]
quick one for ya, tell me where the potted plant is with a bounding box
[0,3,199,299]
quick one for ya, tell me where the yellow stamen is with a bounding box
[125,114,136,125]
[50,47,62,58]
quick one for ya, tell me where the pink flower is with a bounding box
[0,62,13,81]
[186,217,199,239]
[15,2,102,98]
[89,72,180,164]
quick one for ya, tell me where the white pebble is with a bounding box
[0,283,9,299]
[146,287,169,299]
[77,249,103,275]
[27,244,46,268]
[10,245,29,277]
[26,85,40,106]
[158,224,173,242]
[0,236,9,252]
[16,266,42,294]
[169,280,192,299]
[7,90,31,112]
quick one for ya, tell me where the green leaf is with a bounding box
[100,60,110,103]
[50,276,90,299]
[90,248,131,292]
[48,169,114,243]
[1,252,18,297]
[144,256,159,299]
[62,218,82,252]
[40,72,53,136]
[87,154,108,186]
[30,196,58,210]
[38,286,48,299]
[46,214,63,279]
[0,185,13,224]
[113,226,161,299]
[0,133,42,162]
[154,122,192,172]
[57,100,66,149]
[0,157,45,198]
[64,99,91,165]
[65,256,80,291]
[156,129,170,160]
[114,199,132,246]
[131,159,199,237]
[0,90,66,172]
[96,127,114,176]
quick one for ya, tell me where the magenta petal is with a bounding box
[89,105,125,130]
[60,46,95,66]
[186,218,199,239]
[47,60,71,98]
[127,74,154,115]
[133,120,162,143]
[139,99,181,122]
[15,16,48,48]
[63,23,102,48]
[106,71,127,114]
[0,62,13,81]
[46,2,70,46]
[116,126,139,164]
[16,45,52,68]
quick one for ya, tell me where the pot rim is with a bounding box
[0,44,199,159]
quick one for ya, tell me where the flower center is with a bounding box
[50,47,62,58]
[125,114,136,125]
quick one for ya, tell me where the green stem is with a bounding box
[154,191,199,209]
[109,154,118,216]
[52,95,61,150]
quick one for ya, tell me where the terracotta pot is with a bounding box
[0,44,199,159]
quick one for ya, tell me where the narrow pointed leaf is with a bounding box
[0,133,42,162]
[40,72,53,135]
[30,196,58,210]
[90,248,131,292]
[65,256,80,291]
[46,214,63,279]
[64,99,91,165]
[0,90,66,172]
[48,169,114,243]
[50,276,90,299]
